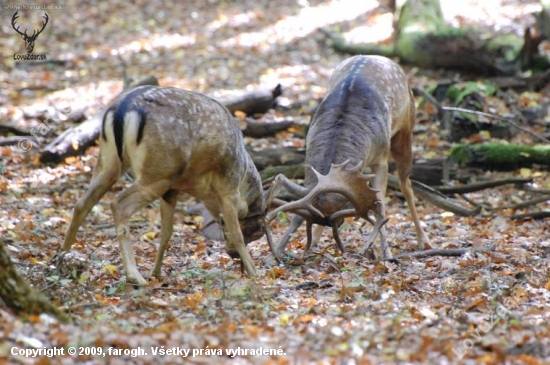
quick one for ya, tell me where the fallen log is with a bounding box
[323,0,548,75]
[0,239,66,320]
[242,117,297,139]
[247,147,305,171]
[450,143,550,170]
[215,84,282,116]
[435,178,532,194]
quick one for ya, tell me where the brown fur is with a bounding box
[62,86,265,284]
[272,55,431,258]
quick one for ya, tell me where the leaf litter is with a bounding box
[0,0,549,364]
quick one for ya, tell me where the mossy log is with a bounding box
[450,143,550,170]
[325,0,548,75]
[0,239,66,321]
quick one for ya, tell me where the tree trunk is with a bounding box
[0,239,65,320]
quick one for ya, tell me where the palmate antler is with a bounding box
[265,160,389,260]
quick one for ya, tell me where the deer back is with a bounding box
[304,55,414,216]
[101,86,265,241]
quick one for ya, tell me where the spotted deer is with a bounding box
[267,55,431,259]
[62,86,278,285]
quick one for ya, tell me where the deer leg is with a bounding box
[275,215,303,255]
[111,180,172,285]
[219,194,257,277]
[368,162,392,259]
[391,130,431,250]
[303,222,325,253]
[331,222,346,253]
[311,224,324,249]
[150,189,178,280]
[63,160,120,251]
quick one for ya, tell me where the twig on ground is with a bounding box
[367,245,495,264]
[441,106,550,143]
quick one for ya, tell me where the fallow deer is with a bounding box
[266,55,431,259]
[62,86,279,285]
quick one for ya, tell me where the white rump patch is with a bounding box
[123,110,147,180]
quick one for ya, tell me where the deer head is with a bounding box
[12,11,49,54]
[265,160,388,259]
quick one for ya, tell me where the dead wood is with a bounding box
[242,118,296,138]
[442,106,550,144]
[371,245,495,263]
[510,211,550,220]
[435,178,532,194]
[215,84,282,116]
[481,69,550,92]
[506,196,550,210]
[247,147,305,171]
[387,175,481,217]
[0,239,66,320]
[0,124,32,136]
[0,136,39,148]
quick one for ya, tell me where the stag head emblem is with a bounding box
[11,11,49,54]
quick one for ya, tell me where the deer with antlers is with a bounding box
[62,86,280,285]
[11,11,49,54]
[266,55,431,259]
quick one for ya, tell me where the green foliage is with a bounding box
[486,33,524,62]
[446,81,497,105]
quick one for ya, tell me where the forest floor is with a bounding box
[1,0,549,364]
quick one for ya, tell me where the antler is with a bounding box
[266,160,378,222]
[34,13,49,38]
[266,160,385,257]
[11,11,25,36]
[11,11,48,39]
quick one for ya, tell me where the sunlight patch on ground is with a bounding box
[87,33,196,58]
[207,10,260,32]
[219,0,379,51]
[46,81,122,113]
[440,0,541,33]
[342,13,394,44]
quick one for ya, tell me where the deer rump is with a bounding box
[102,86,265,235]
[63,85,268,284]
[269,71,389,255]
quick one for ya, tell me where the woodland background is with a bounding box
[0,0,549,364]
